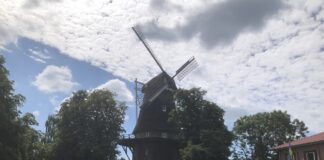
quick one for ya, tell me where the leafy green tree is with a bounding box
[0,55,43,160]
[232,110,308,160]
[46,89,127,160]
[170,88,233,160]
[41,114,59,160]
[0,55,25,159]
[19,113,46,160]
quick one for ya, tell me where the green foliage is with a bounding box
[170,88,233,160]
[0,55,43,160]
[45,89,127,160]
[232,110,308,160]
[180,142,208,160]
[0,56,127,160]
[19,113,46,160]
[0,55,24,159]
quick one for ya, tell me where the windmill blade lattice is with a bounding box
[132,27,165,73]
[174,57,198,81]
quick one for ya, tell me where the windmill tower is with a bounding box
[119,27,198,160]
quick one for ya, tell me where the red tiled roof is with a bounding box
[274,132,324,150]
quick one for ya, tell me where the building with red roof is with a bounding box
[273,132,324,160]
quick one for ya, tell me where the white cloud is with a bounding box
[1,0,324,132]
[32,110,40,117]
[28,48,51,63]
[97,79,134,103]
[33,65,78,93]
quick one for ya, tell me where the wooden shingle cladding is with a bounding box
[133,72,177,134]
[274,132,324,160]
[118,73,179,160]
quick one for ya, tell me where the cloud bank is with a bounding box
[142,0,286,48]
[1,0,324,132]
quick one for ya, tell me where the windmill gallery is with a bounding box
[118,27,198,160]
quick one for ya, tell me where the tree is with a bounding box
[232,110,308,160]
[0,55,25,159]
[19,113,46,160]
[46,89,127,160]
[170,88,233,160]
[0,55,43,160]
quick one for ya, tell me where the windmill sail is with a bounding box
[132,27,165,73]
[173,57,198,81]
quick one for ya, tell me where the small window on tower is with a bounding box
[162,105,167,112]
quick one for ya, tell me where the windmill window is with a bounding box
[162,105,167,112]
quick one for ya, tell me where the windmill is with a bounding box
[118,27,198,160]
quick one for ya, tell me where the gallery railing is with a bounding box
[120,132,177,140]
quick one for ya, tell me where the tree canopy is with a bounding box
[232,110,308,160]
[170,88,233,160]
[0,55,127,160]
[0,55,43,160]
[45,89,127,160]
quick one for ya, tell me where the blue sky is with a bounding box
[1,37,137,133]
[1,0,323,136]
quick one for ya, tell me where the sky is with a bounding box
[0,0,323,138]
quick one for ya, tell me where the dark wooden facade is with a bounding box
[119,73,179,160]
